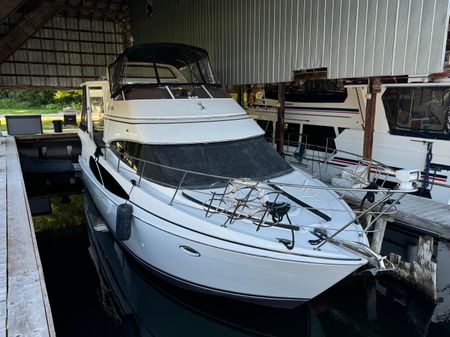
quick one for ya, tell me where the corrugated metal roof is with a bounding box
[0,0,128,89]
[130,0,450,84]
[0,15,125,88]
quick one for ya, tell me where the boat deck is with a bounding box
[0,136,55,337]
[343,192,450,240]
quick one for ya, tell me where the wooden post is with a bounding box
[363,78,381,160]
[276,82,286,154]
[237,85,245,108]
[247,85,256,107]
[370,216,388,254]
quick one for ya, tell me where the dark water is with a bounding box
[36,227,120,337]
[34,194,449,337]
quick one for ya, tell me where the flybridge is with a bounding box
[107,43,229,100]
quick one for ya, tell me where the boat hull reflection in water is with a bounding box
[84,191,325,337]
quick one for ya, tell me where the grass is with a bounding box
[0,107,62,115]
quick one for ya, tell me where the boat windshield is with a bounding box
[108,43,227,99]
[112,136,294,189]
[264,80,348,103]
[383,86,450,139]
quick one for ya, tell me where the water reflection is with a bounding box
[316,274,439,337]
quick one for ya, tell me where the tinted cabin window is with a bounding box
[284,123,300,147]
[302,125,336,149]
[256,120,274,141]
[264,80,348,103]
[383,87,450,139]
[89,157,128,199]
[80,86,88,131]
[206,86,230,98]
[170,85,210,99]
[126,64,176,80]
[111,137,293,189]
[112,141,142,170]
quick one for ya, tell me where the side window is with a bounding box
[80,86,88,131]
[302,125,336,150]
[112,141,142,171]
[397,89,413,128]
[383,87,450,136]
[282,80,348,103]
[284,123,300,147]
[89,157,128,199]
[256,120,274,141]
[89,87,105,133]
[382,88,399,130]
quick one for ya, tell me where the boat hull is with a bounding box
[85,192,323,337]
[81,161,366,308]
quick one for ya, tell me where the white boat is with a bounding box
[78,43,409,308]
[248,78,450,204]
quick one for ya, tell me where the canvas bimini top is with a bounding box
[108,42,220,97]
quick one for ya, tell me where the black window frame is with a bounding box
[382,87,450,140]
[79,86,88,132]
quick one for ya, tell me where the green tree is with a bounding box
[54,90,82,110]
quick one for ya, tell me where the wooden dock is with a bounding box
[385,194,450,239]
[343,190,450,305]
[343,192,450,240]
[0,136,55,337]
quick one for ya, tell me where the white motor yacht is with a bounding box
[78,43,407,308]
[249,78,450,204]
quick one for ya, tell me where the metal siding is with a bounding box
[129,0,450,84]
[372,0,386,76]
[430,0,449,71]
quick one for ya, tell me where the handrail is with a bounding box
[269,136,398,177]
[100,144,417,253]
[314,191,406,250]
[104,145,411,195]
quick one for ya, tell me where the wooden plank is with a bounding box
[0,138,7,335]
[23,169,56,337]
[5,136,54,337]
[371,216,388,254]
[343,192,450,239]
[15,132,79,141]
[363,79,381,161]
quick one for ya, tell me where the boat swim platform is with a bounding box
[0,136,55,337]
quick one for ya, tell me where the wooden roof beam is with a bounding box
[0,1,60,64]
[0,0,28,24]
